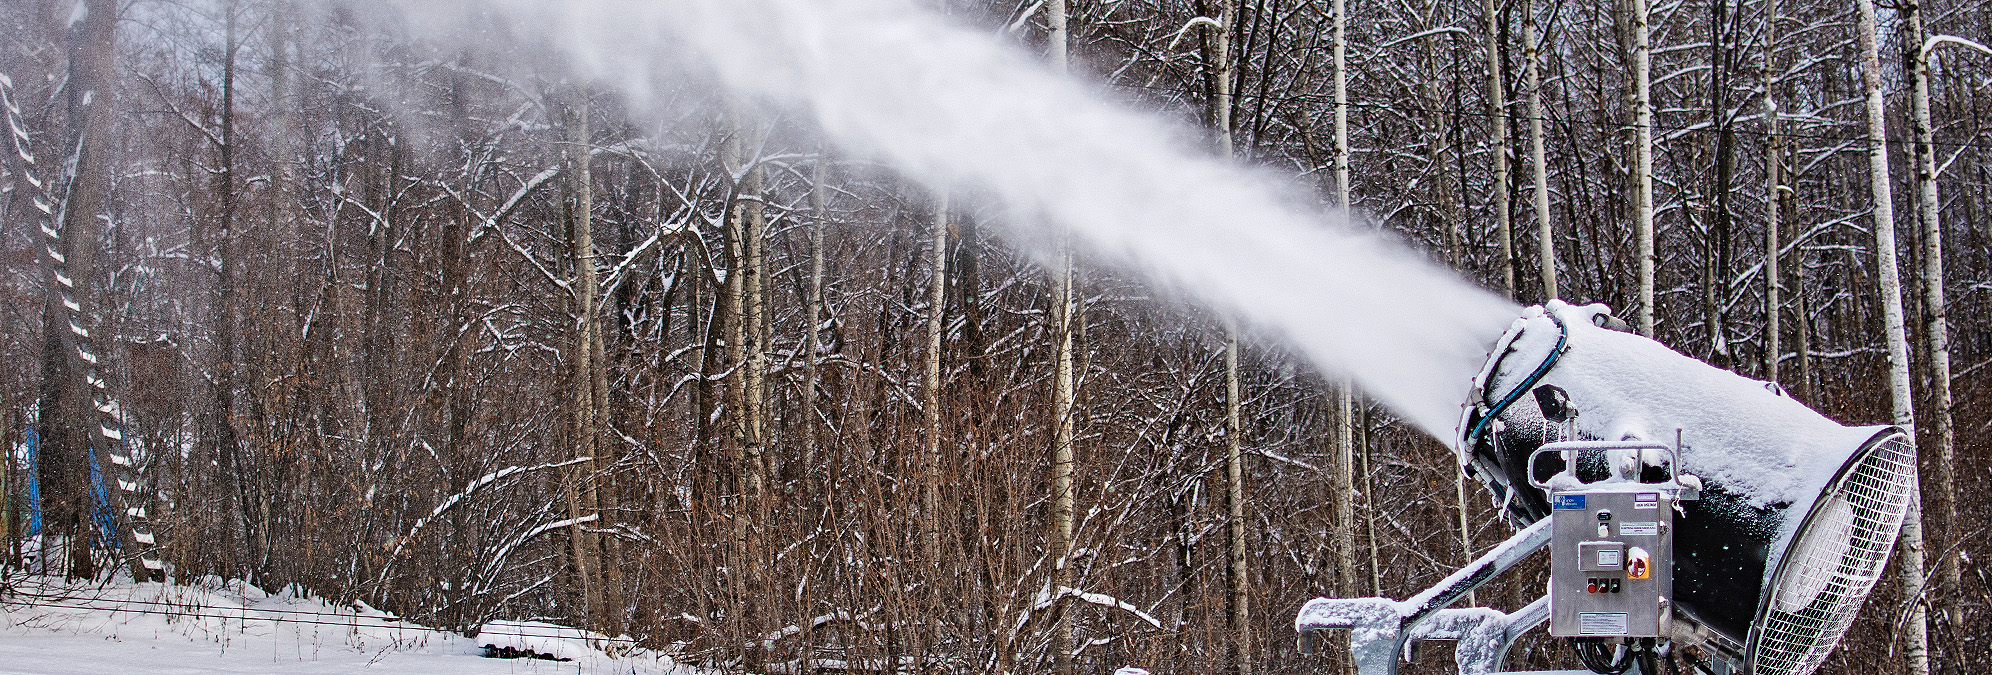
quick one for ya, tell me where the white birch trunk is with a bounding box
[1209,2,1251,671]
[1631,0,1656,336]
[923,192,947,570]
[1908,14,1982,634]
[1522,0,1554,300]
[1763,0,1781,384]
[1853,2,1929,673]
[1330,0,1364,623]
[1764,98,1781,385]
[1482,0,1514,298]
[1047,4,1078,673]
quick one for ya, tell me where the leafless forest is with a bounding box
[0,0,1987,673]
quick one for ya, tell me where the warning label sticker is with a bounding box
[1580,612,1630,636]
[1619,522,1659,536]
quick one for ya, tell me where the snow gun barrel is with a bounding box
[1456,301,1914,675]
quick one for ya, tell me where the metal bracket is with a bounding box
[1295,519,1550,675]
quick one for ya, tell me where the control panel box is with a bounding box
[1548,489,1674,637]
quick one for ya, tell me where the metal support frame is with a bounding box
[1296,519,1551,675]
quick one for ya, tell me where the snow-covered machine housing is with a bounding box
[1459,301,1915,675]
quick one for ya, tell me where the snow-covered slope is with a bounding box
[0,575,692,674]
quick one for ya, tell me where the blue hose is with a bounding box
[1462,311,1569,451]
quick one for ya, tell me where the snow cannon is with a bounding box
[1457,301,1914,675]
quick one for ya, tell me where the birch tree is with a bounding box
[921,191,947,570]
[1906,10,1989,635]
[1481,0,1513,298]
[1046,3,1079,673]
[1853,1,1930,672]
[1630,0,1655,336]
[1523,0,1555,301]
[1330,0,1360,622]
[1198,1,1253,671]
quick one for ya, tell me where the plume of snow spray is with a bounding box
[428,0,1520,438]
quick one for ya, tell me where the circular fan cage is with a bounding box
[1745,431,1917,675]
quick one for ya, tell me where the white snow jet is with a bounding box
[425,0,1518,438]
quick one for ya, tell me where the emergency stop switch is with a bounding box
[1627,546,1651,580]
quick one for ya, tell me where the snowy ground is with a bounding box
[0,575,693,674]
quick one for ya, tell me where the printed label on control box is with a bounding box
[1579,612,1630,635]
[1619,521,1659,536]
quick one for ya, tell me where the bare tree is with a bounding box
[558,89,607,631]
[34,0,121,581]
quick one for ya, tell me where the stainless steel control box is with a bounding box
[1548,488,1674,637]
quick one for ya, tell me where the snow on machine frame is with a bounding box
[1295,301,1916,675]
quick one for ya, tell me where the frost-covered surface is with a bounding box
[0,575,693,674]
[1296,520,1551,674]
[1297,599,1543,675]
[1475,302,1883,510]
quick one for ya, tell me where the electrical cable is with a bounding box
[1635,638,1659,675]
[1575,638,1637,674]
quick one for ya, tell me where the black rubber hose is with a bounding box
[1574,639,1635,674]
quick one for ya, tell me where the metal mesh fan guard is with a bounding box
[1746,431,1915,675]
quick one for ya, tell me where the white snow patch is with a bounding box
[0,574,696,674]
